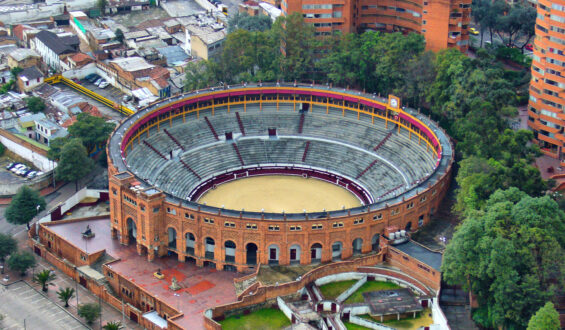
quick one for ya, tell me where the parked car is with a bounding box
[85,73,96,81]
[15,166,28,176]
[525,43,533,51]
[88,75,101,83]
[469,27,479,35]
[26,171,37,179]
[35,171,44,177]
[6,162,15,170]
[94,78,104,86]
[99,80,110,89]
[11,164,25,173]
[72,78,82,84]
[123,94,132,103]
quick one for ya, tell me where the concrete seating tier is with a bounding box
[124,103,438,201]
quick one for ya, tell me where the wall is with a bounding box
[0,129,54,171]
[431,296,450,329]
[349,315,394,330]
[387,245,441,291]
[336,275,366,303]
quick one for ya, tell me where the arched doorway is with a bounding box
[352,238,363,255]
[246,243,258,265]
[185,232,195,256]
[372,234,380,251]
[225,240,236,263]
[289,244,301,265]
[311,243,322,263]
[205,237,215,259]
[267,244,279,265]
[405,221,412,232]
[168,227,177,249]
[332,242,342,261]
[126,218,137,244]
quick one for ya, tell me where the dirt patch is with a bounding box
[257,264,321,286]
[111,7,171,29]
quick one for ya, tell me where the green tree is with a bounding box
[97,0,108,14]
[103,321,124,330]
[495,3,536,49]
[55,138,94,191]
[10,67,22,80]
[114,28,124,44]
[184,60,220,91]
[57,287,75,307]
[25,96,46,114]
[68,113,115,154]
[33,269,56,292]
[228,12,272,33]
[271,13,316,81]
[46,137,69,161]
[7,251,36,276]
[0,142,5,157]
[0,233,17,273]
[78,303,101,325]
[442,188,565,328]
[5,186,46,230]
[527,302,561,330]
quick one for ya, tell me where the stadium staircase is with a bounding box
[302,141,310,162]
[180,159,201,179]
[204,116,219,140]
[236,112,246,136]
[232,144,245,166]
[356,159,379,179]
[298,113,305,133]
[163,128,185,151]
[373,124,398,152]
[143,140,168,160]
[377,184,405,199]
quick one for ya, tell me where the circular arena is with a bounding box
[107,84,453,271]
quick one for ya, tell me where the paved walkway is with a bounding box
[0,280,88,330]
[31,257,142,330]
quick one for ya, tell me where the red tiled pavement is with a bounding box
[107,247,240,329]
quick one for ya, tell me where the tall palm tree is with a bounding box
[56,287,75,307]
[33,269,56,292]
[103,321,124,330]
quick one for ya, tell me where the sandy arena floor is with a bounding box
[197,175,362,213]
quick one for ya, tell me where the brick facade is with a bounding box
[107,86,453,273]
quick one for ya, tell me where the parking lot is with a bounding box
[0,281,88,329]
[1,159,41,184]
[54,80,127,121]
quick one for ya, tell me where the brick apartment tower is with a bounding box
[528,0,565,162]
[281,0,471,52]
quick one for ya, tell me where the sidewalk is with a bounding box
[24,256,142,330]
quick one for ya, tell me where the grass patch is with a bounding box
[318,280,358,300]
[343,321,371,330]
[219,308,291,330]
[344,281,401,304]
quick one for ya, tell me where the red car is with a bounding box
[72,78,82,84]
[525,43,533,51]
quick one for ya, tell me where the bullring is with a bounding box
[107,83,453,272]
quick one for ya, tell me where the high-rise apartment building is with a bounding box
[528,0,565,161]
[280,0,471,52]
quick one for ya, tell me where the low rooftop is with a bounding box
[393,240,442,271]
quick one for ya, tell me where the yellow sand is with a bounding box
[197,175,362,213]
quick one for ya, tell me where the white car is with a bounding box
[99,81,110,89]
[15,167,28,175]
[94,78,104,86]
[11,164,25,173]
[26,171,37,179]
